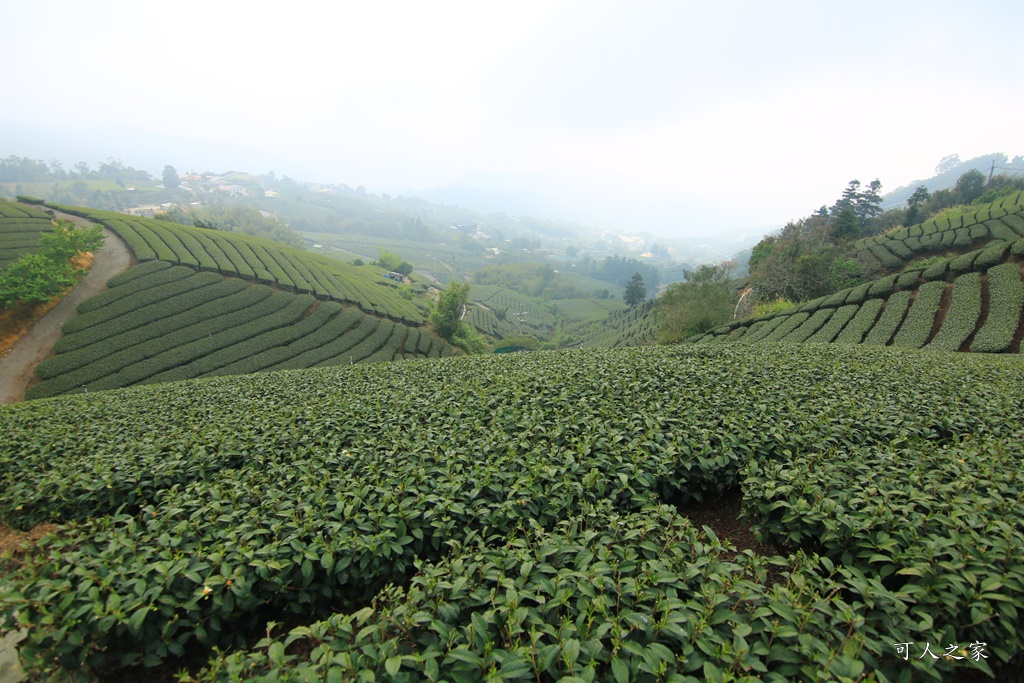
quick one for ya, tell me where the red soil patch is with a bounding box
[677,489,787,586]
[0,522,60,562]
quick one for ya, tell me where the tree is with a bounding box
[747,213,868,303]
[857,179,883,223]
[431,281,471,340]
[831,204,860,241]
[0,219,104,309]
[954,169,985,204]
[935,154,961,175]
[831,178,882,229]
[905,185,930,225]
[623,272,646,306]
[908,185,930,207]
[656,262,735,343]
[162,165,181,190]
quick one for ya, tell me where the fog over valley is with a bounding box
[2,0,1022,253]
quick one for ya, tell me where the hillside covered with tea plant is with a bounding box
[695,192,1024,351]
[0,201,460,398]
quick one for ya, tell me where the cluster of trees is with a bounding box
[747,168,1024,307]
[575,255,660,293]
[655,263,735,343]
[0,156,165,212]
[0,156,154,184]
[748,211,866,304]
[824,178,884,239]
[903,170,1024,226]
[374,249,414,275]
[430,281,485,353]
[747,178,891,304]
[0,220,104,310]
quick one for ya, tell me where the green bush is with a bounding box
[806,304,858,343]
[867,274,898,298]
[52,271,227,349]
[780,308,833,343]
[971,263,1024,352]
[862,290,911,346]
[972,241,1011,270]
[761,312,809,341]
[0,219,104,309]
[891,280,946,349]
[833,298,884,344]
[925,272,982,352]
[3,346,1024,679]
[77,262,189,314]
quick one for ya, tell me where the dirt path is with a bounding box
[0,213,133,405]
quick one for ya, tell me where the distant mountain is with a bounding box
[882,153,1024,208]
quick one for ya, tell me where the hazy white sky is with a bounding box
[2,0,1022,244]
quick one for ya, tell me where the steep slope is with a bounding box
[697,195,1024,353]
[46,203,429,324]
[854,191,1024,272]
[0,202,457,399]
[574,300,659,348]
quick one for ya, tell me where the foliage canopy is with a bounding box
[0,218,103,309]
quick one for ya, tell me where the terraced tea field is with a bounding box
[854,191,1024,271]
[0,201,460,397]
[0,201,55,270]
[572,300,659,348]
[697,237,1024,353]
[26,260,455,399]
[45,204,428,324]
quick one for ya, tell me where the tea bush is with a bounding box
[2,345,1023,679]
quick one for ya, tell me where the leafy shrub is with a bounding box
[806,303,858,344]
[891,280,946,349]
[833,298,883,344]
[862,290,911,346]
[0,219,104,309]
[971,263,1024,352]
[925,272,982,352]
[3,345,1024,679]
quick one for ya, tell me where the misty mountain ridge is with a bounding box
[2,117,1021,265]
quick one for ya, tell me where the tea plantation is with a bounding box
[854,192,1024,271]
[2,344,1022,681]
[695,240,1024,352]
[0,201,55,270]
[1,201,459,397]
[24,260,456,399]
[43,204,428,325]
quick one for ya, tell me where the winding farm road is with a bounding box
[0,214,133,405]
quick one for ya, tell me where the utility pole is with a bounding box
[990,159,996,184]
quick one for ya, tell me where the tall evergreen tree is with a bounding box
[162,165,181,190]
[831,204,860,241]
[623,272,646,306]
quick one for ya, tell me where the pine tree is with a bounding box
[831,204,860,241]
